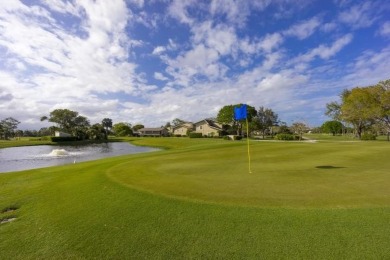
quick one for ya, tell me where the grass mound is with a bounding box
[109,139,390,208]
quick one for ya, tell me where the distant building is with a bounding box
[138,127,168,137]
[194,119,222,137]
[172,122,194,136]
[54,131,71,137]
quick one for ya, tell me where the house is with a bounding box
[138,127,168,137]
[172,122,194,136]
[194,119,222,137]
[54,131,71,137]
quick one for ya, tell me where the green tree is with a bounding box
[340,87,377,139]
[0,117,20,139]
[41,109,90,139]
[276,124,292,134]
[253,106,278,139]
[38,127,52,136]
[326,85,384,139]
[372,80,390,140]
[216,104,256,135]
[87,123,106,140]
[325,101,342,121]
[73,116,90,140]
[23,130,37,137]
[290,122,308,140]
[41,109,79,133]
[321,121,343,136]
[48,126,59,136]
[171,118,186,127]
[102,118,113,139]
[113,122,133,137]
[132,124,144,132]
[0,122,3,139]
[15,129,23,139]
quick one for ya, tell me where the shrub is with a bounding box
[51,136,79,142]
[223,135,242,140]
[275,133,296,140]
[189,133,203,138]
[361,133,376,140]
[28,137,41,141]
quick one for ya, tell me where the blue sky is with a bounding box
[0,0,389,129]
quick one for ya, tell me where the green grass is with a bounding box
[1,137,389,259]
[0,138,53,148]
[304,133,389,141]
[0,136,125,149]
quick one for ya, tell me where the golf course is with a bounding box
[1,137,389,259]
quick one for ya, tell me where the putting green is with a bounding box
[107,139,390,208]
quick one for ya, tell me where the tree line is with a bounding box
[40,109,144,140]
[0,109,144,141]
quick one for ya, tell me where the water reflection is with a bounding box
[0,142,158,173]
[99,143,112,153]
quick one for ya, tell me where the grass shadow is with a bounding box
[316,165,346,169]
[1,205,19,214]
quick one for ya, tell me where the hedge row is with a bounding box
[274,134,299,140]
[361,133,376,140]
[51,136,79,142]
[189,133,203,138]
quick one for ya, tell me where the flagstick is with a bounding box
[246,117,252,173]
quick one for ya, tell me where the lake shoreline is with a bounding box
[0,136,131,149]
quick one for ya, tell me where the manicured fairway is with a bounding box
[1,138,389,259]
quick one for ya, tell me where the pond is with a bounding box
[0,142,159,173]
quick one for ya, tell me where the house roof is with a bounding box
[138,127,166,131]
[172,122,194,130]
[194,119,222,130]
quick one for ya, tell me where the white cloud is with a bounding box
[338,1,377,29]
[343,46,390,86]
[209,0,277,27]
[295,34,353,62]
[168,0,196,25]
[333,0,353,8]
[379,21,390,37]
[284,16,321,39]
[166,43,225,85]
[209,0,250,27]
[41,0,81,16]
[128,0,144,8]
[321,22,338,33]
[257,33,284,53]
[192,22,237,55]
[167,39,178,51]
[0,0,149,128]
[256,72,308,92]
[152,46,166,55]
[161,21,240,84]
[154,72,169,81]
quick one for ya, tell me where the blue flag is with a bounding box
[234,104,247,120]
